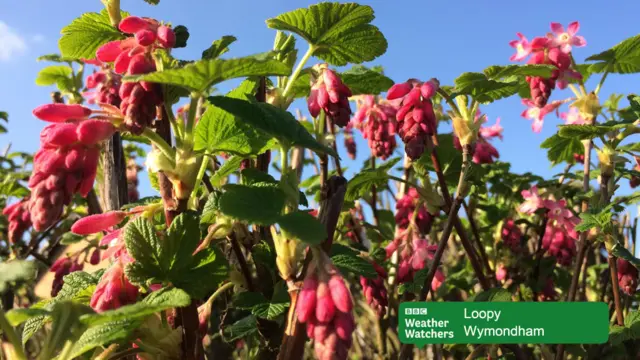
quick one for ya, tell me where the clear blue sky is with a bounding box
[1,0,638,228]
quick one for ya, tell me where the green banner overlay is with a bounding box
[399,302,608,345]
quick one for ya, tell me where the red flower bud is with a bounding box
[157,26,176,48]
[76,119,116,145]
[33,104,91,123]
[89,248,101,265]
[119,16,151,34]
[135,29,157,46]
[297,276,318,323]
[328,275,352,313]
[315,282,335,323]
[71,211,127,235]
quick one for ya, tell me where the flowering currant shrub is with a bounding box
[0,2,639,360]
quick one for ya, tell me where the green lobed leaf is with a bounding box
[207,95,336,157]
[36,53,76,63]
[201,190,222,224]
[483,64,555,79]
[195,79,275,155]
[58,9,128,60]
[626,311,640,337]
[345,157,399,202]
[172,247,228,298]
[35,65,72,87]
[558,119,636,140]
[40,301,94,359]
[277,211,327,245]
[219,183,285,224]
[266,2,387,66]
[608,325,632,346]
[210,156,243,188]
[124,217,165,283]
[453,72,520,104]
[540,133,584,165]
[223,315,258,341]
[610,243,640,269]
[68,319,141,358]
[5,308,50,327]
[164,212,202,275]
[340,65,394,95]
[202,35,237,59]
[331,253,377,279]
[81,288,191,326]
[0,111,7,122]
[470,288,513,302]
[586,35,640,74]
[124,55,292,93]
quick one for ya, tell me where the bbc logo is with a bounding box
[405,307,428,315]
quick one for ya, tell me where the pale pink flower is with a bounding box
[518,185,543,214]
[560,107,587,125]
[554,68,583,90]
[479,118,503,140]
[544,199,579,234]
[521,99,562,133]
[548,21,586,54]
[509,33,531,61]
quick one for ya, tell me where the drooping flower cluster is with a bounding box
[96,16,176,134]
[28,104,114,231]
[510,22,586,132]
[2,198,32,244]
[518,186,579,265]
[127,158,142,202]
[359,261,388,316]
[297,254,354,360]
[84,66,122,107]
[501,218,522,251]
[308,64,353,128]
[50,256,83,297]
[352,95,398,160]
[617,258,638,296]
[386,79,438,159]
[71,211,140,311]
[388,236,444,289]
[394,188,433,234]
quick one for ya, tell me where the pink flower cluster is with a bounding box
[386,79,438,159]
[84,67,122,107]
[352,95,398,160]
[510,22,586,132]
[617,259,638,296]
[501,218,522,252]
[71,211,139,312]
[385,235,444,289]
[50,256,83,297]
[359,261,388,316]
[308,66,353,128]
[297,258,354,360]
[394,188,434,234]
[96,16,176,134]
[2,198,32,244]
[28,104,115,231]
[519,186,579,265]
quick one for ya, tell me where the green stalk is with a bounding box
[184,95,200,142]
[594,69,610,96]
[282,44,315,98]
[142,128,176,167]
[0,309,26,360]
[190,153,210,202]
[205,282,234,306]
[164,102,183,146]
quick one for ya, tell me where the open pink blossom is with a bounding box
[521,99,562,133]
[560,107,587,125]
[548,22,586,53]
[509,33,531,61]
[519,185,543,214]
[544,199,579,235]
[479,118,503,140]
